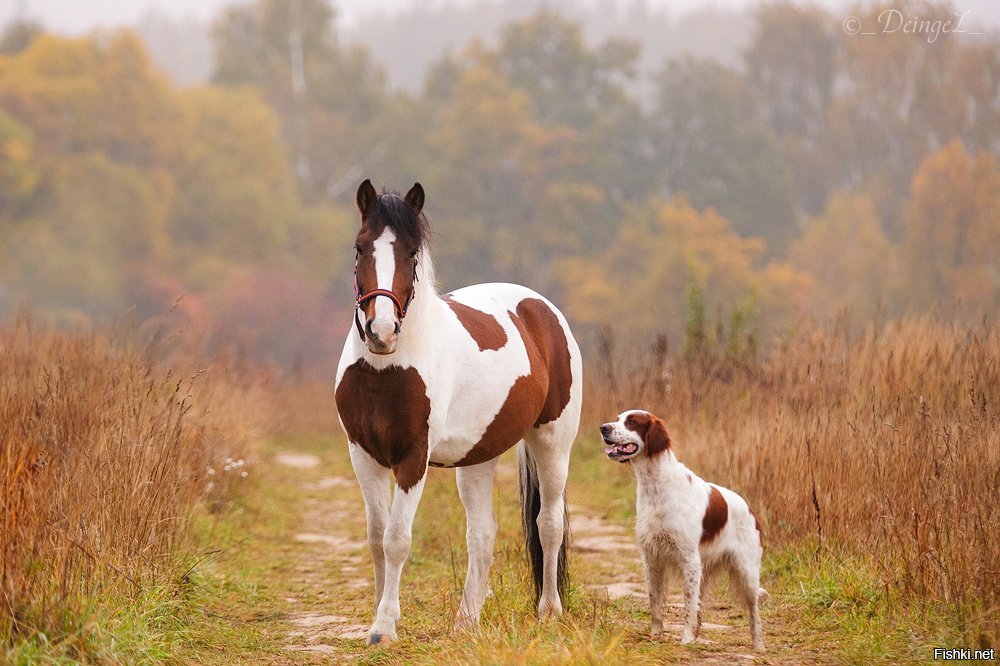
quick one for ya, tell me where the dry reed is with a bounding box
[585,316,999,644]
[0,316,265,652]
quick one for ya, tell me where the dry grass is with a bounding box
[585,316,999,646]
[0,316,266,657]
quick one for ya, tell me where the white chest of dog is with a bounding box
[600,409,767,651]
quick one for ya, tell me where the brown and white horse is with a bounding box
[335,180,582,644]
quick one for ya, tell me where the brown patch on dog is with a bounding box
[701,486,729,544]
[455,298,572,466]
[748,505,763,542]
[515,298,572,426]
[335,360,429,491]
[443,297,507,351]
[623,411,671,457]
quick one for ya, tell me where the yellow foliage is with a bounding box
[558,197,811,337]
[791,191,896,318]
[902,138,1000,315]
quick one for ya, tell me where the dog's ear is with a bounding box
[645,416,671,456]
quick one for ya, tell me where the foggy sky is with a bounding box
[8,0,1000,33]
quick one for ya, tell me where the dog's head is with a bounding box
[599,409,671,462]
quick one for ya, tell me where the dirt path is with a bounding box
[191,442,831,664]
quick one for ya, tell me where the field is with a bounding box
[1,315,997,663]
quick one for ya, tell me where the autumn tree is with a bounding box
[790,192,897,318]
[212,0,388,202]
[650,57,798,254]
[557,197,811,339]
[901,139,1000,316]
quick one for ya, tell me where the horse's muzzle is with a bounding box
[364,318,399,354]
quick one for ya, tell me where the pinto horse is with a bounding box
[334,180,583,644]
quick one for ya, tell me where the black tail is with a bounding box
[517,444,569,602]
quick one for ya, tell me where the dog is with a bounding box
[600,409,766,650]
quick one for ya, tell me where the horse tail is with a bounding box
[517,442,569,602]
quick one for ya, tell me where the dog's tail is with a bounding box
[757,588,770,605]
[517,443,569,602]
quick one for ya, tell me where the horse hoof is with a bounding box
[537,597,563,619]
[367,631,395,645]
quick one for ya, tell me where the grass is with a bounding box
[3,314,996,663]
[0,317,266,662]
[171,430,935,664]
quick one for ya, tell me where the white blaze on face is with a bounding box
[370,227,399,345]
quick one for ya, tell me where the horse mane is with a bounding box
[374,189,431,248]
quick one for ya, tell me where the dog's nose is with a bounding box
[600,424,613,436]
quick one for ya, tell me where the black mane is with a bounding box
[372,190,430,248]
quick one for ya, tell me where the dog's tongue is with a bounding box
[605,445,615,456]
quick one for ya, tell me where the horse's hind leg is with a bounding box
[349,443,391,614]
[524,423,574,618]
[454,458,499,630]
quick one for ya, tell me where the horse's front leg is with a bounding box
[454,459,498,631]
[368,463,427,645]
[349,443,391,613]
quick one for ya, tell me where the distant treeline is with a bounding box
[0,0,998,372]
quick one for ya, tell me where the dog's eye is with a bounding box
[625,417,635,426]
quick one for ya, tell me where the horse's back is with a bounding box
[446,282,580,429]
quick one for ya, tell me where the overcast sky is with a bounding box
[4,0,996,34]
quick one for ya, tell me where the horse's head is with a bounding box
[353,179,429,355]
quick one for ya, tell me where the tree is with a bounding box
[901,139,1000,316]
[212,0,387,202]
[651,57,798,254]
[557,197,811,339]
[790,192,897,318]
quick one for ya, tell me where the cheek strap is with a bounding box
[353,259,417,342]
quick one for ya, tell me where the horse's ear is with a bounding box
[404,182,424,215]
[357,179,377,216]
[645,416,671,456]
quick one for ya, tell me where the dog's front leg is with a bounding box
[680,557,702,644]
[641,546,668,637]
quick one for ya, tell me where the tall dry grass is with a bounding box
[0,317,265,653]
[585,316,999,644]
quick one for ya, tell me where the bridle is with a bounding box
[353,254,418,343]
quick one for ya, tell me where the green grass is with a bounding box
[9,431,978,663]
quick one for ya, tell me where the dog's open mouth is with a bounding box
[604,439,639,461]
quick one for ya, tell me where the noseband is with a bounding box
[353,257,417,343]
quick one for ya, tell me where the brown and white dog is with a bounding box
[600,409,766,650]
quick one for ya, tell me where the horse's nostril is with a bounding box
[393,322,400,335]
[365,320,378,342]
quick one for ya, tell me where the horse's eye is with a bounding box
[409,249,418,259]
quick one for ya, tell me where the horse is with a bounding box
[334,180,583,644]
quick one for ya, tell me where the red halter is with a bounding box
[353,258,416,342]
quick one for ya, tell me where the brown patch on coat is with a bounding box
[701,486,729,544]
[454,309,547,466]
[748,505,763,542]
[454,298,573,466]
[335,360,429,491]
[443,296,507,351]
[622,411,671,457]
[515,298,572,426]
